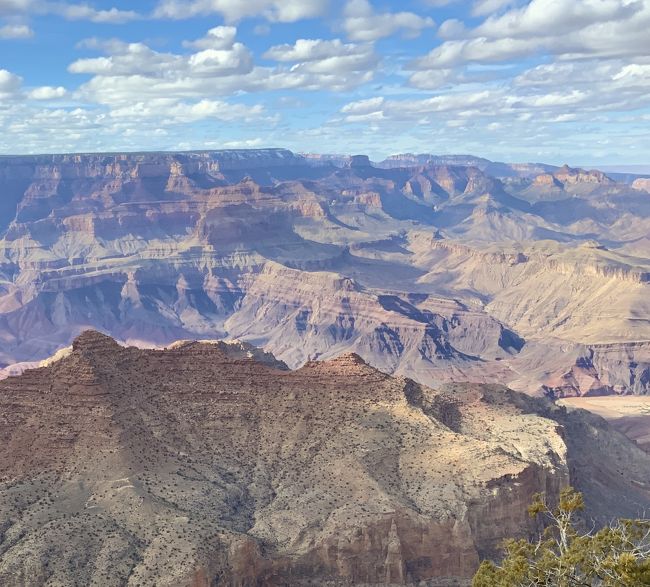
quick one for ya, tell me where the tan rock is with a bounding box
[1,333,650,585]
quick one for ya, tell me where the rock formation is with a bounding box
[633,178,650,193]
[1,332,650,586]
[0,149,648,398]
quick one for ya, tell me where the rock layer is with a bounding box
[0,150,648,397]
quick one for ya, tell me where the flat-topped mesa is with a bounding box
[348,154,373,168]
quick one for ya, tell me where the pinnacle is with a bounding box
[72,330,122,353]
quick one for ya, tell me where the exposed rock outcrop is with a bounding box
[1,333,650,586]
[632,178,650,193]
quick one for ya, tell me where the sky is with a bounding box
[0,0,650,164]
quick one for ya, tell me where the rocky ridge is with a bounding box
[1,331,650,586]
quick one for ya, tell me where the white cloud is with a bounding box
[437,19,467,39]
[413,0,650,72]
[343,0,435,42]
[0,68,22,99]
[69,43,186,76]
[524,90,587,108]
[0,0,32,14]
[188,46,254,77]
[69,27,378,107]
[471,0,518,16]
[27,85,67,99]
[265,38,365,62]
[0,1,140,21]
[341,96,384,115]
[182,26,237,50]
[221,137,264,148]
[108,98,266,123]
[263,38,379,76]
[408,68,457,90]
[341,91,500,124]
[71,37,255,79]
[0,92,272,155]
[1,0,648,162]
[475,0,642,39]
[50,3,139,23]
[410,37,539,71]
[153,0,328,22]
[0,23,33,38]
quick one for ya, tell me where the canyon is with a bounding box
[1,331,650,586]
[0,149,648,398]
[0,149,649,585]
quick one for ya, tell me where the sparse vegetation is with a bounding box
[473,488,650,587]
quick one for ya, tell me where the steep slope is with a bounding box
[2,332,650,586]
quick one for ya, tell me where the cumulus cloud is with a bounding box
[412,0,650,74]
[221,138,264,148]
[263,38,379,77]
[0,0,33,14]
[0,1,140,22]
[343,0,435,42]
[153,0,328,22]
[50,3,139,23]
[27,85,67,99]
[0,69,22,99]
[2,0,650,161]
[410,37,539,71]
[265,38,367,62]
[108,99,266,123]
[0,23,33,37]
[475,0,642,39]
[69,27,379,107]
[471,0,518,16]
[182,26,237,50]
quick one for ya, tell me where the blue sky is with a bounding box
[1,0,650,165]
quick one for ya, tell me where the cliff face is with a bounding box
[553,164,614,186]
[1,332,649,586]
[0,149,648,397]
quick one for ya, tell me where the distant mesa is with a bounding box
[554,164,614,185]
[348,154,373,168]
